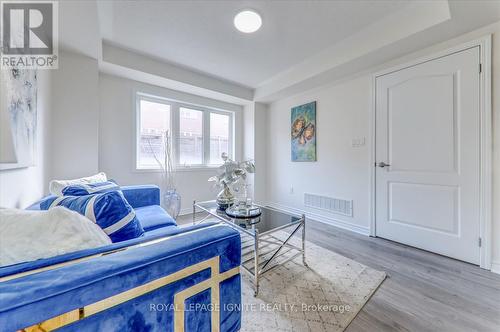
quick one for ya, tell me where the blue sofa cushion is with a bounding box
[61,180,120,196]
[27,185,162,211]
[135,205,176,231]
[121,185,160,208]
[40,191,144,243]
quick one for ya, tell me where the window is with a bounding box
[136,94,234,169]
[179,107,203,165]
[137,99,171,169]
[210,112,230,165]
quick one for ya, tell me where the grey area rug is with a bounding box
[239,231,386,332]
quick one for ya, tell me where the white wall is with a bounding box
[50,51,99,180]
[243,103,255,199]
[266,76,372,234]
[491,28,500,273]
[265,23,500,271]
[58,0,101,59]
[0,71,52,208]
[242,102,267,203]
[98,73,244,214]
[254,103,268,203]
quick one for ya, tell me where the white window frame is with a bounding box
[135,93,234,171]
[135,94,173,170]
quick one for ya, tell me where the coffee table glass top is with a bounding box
[195,201,302,235]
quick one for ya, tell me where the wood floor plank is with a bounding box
[178,213,500,331]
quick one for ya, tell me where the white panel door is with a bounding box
[375,47,480,264]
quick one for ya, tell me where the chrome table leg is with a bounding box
[254,229,259,296]
[302,214,307,267]
[192,200,196,225]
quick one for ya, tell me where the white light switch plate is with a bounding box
[352,137,366,147]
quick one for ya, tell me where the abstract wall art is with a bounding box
[291,101,316,162]
[0,68,38,170]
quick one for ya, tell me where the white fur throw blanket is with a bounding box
[0,207,111,266]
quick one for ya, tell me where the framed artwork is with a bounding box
[0,69,38,170]
[291,101,316,162]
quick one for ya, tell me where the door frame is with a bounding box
[369,35,492,270]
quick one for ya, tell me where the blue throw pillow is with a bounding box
[40,191,144,243]
[62,180,120,196]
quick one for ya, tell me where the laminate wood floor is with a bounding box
[177,213,500,332]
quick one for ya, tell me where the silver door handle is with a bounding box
[376,162,391,168]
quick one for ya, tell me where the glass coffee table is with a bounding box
[193,200,307,296]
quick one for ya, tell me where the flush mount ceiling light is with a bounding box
[234,10,262,33]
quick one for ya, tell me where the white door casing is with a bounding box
[375,47,481,264]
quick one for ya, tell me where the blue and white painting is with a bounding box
[0,69,38,170]
[291,101,316,162]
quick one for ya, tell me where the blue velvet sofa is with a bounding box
[0,185,242,332]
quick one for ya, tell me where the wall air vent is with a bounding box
[304,193,353,217]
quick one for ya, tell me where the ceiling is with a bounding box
[80,0,500,104]
[98,0,411,88]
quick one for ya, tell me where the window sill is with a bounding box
[174,166,221,172]
[133,165,221,173]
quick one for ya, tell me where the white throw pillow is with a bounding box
[0,206,112,266]
[49,172,108,196]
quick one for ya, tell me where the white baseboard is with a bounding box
[265,201,371,236]
[491,260,500,275]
